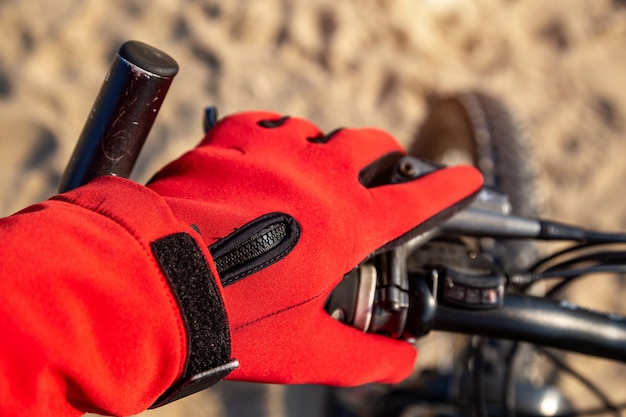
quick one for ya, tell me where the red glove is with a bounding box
[147,111,483,386]
[0,110,482,415]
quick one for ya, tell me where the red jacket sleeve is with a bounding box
[0,176,233,416]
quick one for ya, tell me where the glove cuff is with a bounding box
[52,176,237,407]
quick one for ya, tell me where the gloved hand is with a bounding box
[147,111,483,387]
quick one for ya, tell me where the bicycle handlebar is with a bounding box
[58,41,178,193]
[432,294,626,362]
[327,260,626,363]
[64,40,626,369]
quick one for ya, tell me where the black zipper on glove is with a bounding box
[209,213,301,286]
[214,222,287,273]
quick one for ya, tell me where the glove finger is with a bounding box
[201,114,406,179]
[314,127,407,176]
[360,164,483,256]
[199,111,322,152]
[227,307,416,386]
[314,312,418,385]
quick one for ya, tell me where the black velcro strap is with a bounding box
[150,232,235,407]
[150,360,239,408]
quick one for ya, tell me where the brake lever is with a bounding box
[326,155,626,339]
[396,156,626,243]
[324,248,432,340]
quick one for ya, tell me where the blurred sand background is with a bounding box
[2,0,626,416]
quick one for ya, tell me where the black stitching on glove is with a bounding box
[257,116,290,128]
[307,128,344,144]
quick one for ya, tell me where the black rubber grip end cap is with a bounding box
[118,40,179,78]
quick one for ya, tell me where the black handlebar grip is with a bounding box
[433,294,626,362]
[58,41,179,193]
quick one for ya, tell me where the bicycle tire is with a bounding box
[409,91,541,270]
[407,91,561,417]
[327,92,554,417]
